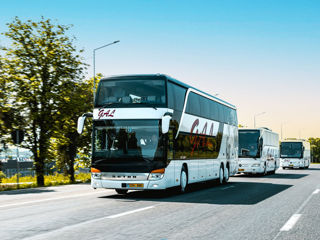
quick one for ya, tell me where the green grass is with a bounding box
[0,172,91,191]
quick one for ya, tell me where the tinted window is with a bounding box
[96,79,166,108]
[280,142,303,158]
[185,92,236,125]
[167,82,187,111]
[186,92,200,116]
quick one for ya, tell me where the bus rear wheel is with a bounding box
[223,167,229,184]
[219,165,224,185]
[115,189,128,195]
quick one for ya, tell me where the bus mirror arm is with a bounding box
[77,112,93,134]
[161,113,172,134]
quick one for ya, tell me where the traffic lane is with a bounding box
[19,177,296,240]
[0,184,103,207]
[35,166,319,240]
[0,189,157,240]
[283,191,320,240]
[1,165,319,240]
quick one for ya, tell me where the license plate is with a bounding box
[238,169,244,172]
[290,164,293,167]
[127,183,144,188]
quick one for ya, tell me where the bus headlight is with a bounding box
[148,168,165,181]
[92,173,101,179]
[252,163,260,167]
[91,167,101,179]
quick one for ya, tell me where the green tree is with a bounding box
[309,138,320,163]
[1,17,85,186]
[51,76,94,182]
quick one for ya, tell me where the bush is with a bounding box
[0,171,6,183]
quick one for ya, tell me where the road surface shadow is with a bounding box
[234,173,308,179]
[100,181,292,205]
[305,167,320,171]
[0,188,55,195]
[264,173,308,179]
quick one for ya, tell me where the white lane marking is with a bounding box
[0,191,106,209]
[22,205,156,240]
[107,205,155,218]
[221,185,235,190]
[273,187,320,239]
[280,214,302,231]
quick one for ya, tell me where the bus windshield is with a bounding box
[93,120,164,163]
[95,79,166,108]
[280,142,303,158]
[238,130,260,158]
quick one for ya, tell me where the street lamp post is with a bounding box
[254,112,266,128]
[93,40,120,101]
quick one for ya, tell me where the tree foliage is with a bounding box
[1,17,86,186]
[50,76,95,182]
[309,138,320,163]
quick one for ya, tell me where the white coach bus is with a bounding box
[78,74,238,194]
[280,139,310,169]
[238,128,279,175]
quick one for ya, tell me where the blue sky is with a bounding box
[1,0,320,138]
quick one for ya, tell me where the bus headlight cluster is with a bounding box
[92,172,102,179]
[251,163,260,167]
[148,168,165,181]
[148,173,164,181]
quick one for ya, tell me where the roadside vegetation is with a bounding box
[0,172,91,191]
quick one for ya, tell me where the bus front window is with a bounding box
[94,120,163,162]
[238,130,260,158]
[280,142,303,158]
[95,79,166,108]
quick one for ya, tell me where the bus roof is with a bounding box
[100,74,236,109]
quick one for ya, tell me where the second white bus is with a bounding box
[238,128,279,175]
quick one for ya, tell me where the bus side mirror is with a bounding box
[77,116,86,134]
[77,112,93,134]
[161,114,172,134]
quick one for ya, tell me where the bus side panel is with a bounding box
[164,161,176,188]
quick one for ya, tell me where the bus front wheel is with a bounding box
[180,166,188,193]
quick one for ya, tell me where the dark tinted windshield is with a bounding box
[280,142,303,158]
[95,79,166,108]
[93,120,164,162]
[238,130,260,158]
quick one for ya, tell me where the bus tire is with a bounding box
[223,166,229,184]
[115,189,128,195]
[180,166,188,193]
[282,167,286,170]
[219,165,224,185]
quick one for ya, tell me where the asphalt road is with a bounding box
[1,164,320,240]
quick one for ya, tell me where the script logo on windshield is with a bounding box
[98,109,116,119]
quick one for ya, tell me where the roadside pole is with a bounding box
[11,130,24,189]
[16,145,20,189]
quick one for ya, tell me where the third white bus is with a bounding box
[280,139,310,169]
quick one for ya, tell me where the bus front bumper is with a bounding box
[91,177,167,190]
[237,166,264,174]
[281,160,304,168]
